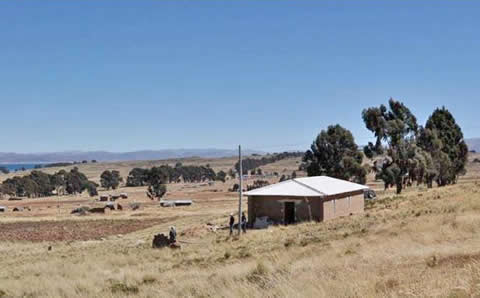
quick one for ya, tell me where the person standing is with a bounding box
[229,213,235,235]
[169,226,177,243]
[241,212,247,233]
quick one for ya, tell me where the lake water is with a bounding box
[0,164,38,172]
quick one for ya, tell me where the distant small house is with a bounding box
[120,193,128,199]
[245,176,369,226]
[160,200,193,207]
[104,202,115,210]
[110,195,121,201]
[99,195,109,202]
[0,206,7,212]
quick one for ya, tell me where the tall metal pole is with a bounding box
[238,145,243,235]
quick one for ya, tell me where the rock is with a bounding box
[135,240,146,247]
[130,203,141,211]
[71,206,90,215]
[169,242,181,249]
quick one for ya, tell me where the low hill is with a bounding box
[466,138,480,152]
[0,149,263,163]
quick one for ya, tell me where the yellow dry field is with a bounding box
[0,154,480,297]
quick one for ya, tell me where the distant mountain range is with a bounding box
[0,149,264,164]
[0,138,477,164]
[466,138,480,152]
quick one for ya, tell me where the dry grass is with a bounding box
[0,156,480,297]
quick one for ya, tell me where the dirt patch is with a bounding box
[0,218,176,242]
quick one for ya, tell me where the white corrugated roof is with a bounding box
[244,176,368,197]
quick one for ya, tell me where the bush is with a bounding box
[247,180,269,191]
[230,184,240,192]
[100,170,123,190]
[110,281,139,295]
[0,167,9,174]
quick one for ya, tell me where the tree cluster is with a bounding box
[126,164,218,187]
[0,168,98,198]
[363,99,468,193]
[100,170,123,190]
[235,152,304,174]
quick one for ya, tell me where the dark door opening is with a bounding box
[284,202,295,225]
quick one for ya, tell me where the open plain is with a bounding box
[0,154,480,297]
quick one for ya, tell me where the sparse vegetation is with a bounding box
[0,151,478,297]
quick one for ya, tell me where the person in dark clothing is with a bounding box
[241,212,247,233]
[229,213,235,235]
[169,226,177,243]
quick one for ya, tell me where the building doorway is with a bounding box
[284,202,296,225]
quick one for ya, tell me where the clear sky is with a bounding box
[1,1,479,153]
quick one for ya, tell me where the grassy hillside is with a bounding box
[1,180,480,296]
[0,155,480,297]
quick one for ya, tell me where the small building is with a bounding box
[0,206,7,213]
[245,176,369,225]
[160,199,193,207]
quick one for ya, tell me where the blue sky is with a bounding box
[1,1,479,153]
